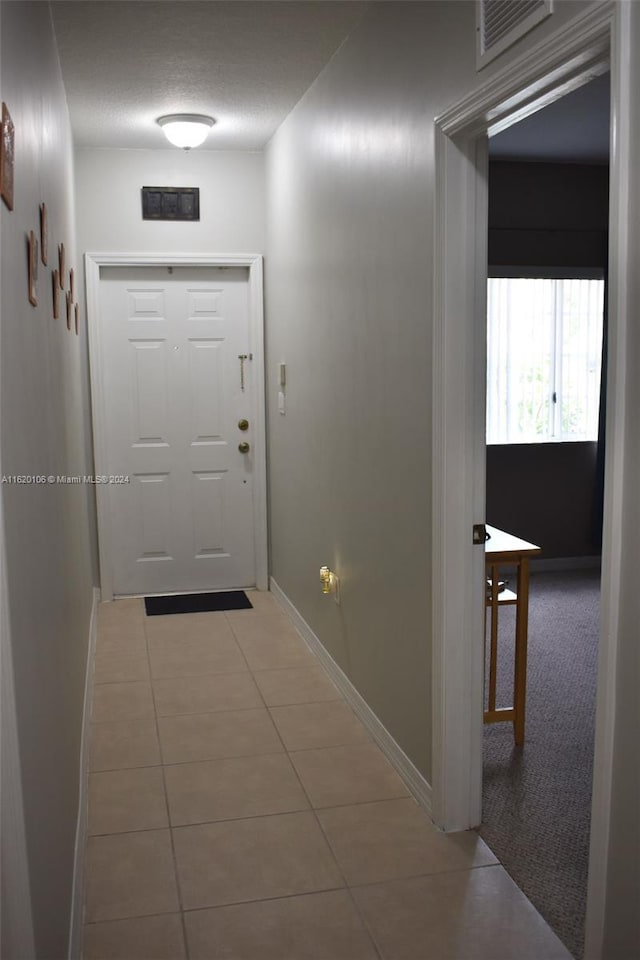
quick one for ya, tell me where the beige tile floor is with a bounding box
[83,592,571,960]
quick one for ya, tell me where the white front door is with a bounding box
[99,266,257,596]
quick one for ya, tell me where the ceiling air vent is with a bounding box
[477,0,553,69]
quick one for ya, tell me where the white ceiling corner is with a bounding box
[51,2,610,162]
[489,72,610,164]
[51,0,369,151]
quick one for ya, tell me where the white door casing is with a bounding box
[86,254,268,599]
[432,4,626,957]
[101,266,254,595]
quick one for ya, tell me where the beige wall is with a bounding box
[75,148,265,254]
[4,1,636,957]
[74,148,265,581]
[264,0,603,785]
[487,442,601,558]
[266,0,471,781]
[265,3,638,958]
[0,2,95,957]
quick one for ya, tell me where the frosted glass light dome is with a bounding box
[157,114,215,149]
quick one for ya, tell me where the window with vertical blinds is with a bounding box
[486,276,604,444]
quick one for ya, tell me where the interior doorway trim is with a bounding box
[85,252,268,601]
[431,2,627,956]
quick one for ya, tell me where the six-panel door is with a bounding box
[100,266,255,596]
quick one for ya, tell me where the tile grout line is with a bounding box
[92,598,484,957]
[81,791,447,839]
[85,602,150,939]
[230,618,353,895]
[262,610,387,956]
[224,616,323,832]
[162,736,394,767]
[239,616,385,959]
[83,907,184,928]
[149,617,261,721]
[223,610,263,679]
[91,695,346,723]
[252,601,500,952]
[153,745,287,768]
[240,598,407,960]
[142,608,191,960]
[83,886,350,928]
[177,886,350,914]
[166,600,350,948]
[306,777,385,960]
[81,860,505,930]
[93,666,247,688]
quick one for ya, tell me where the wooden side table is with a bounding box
[484,524,541,746]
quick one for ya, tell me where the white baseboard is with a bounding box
[270,578,432,817]
[68,587,100,960]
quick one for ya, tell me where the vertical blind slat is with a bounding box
[486,277,604,444]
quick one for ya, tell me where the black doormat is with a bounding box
[144,591,253,616]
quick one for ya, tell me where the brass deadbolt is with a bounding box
[238,418,249,431]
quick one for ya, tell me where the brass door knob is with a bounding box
[238,441,250,454]
[238,418,249,431]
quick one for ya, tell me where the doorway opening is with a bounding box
[480,73,610,960]
[85,253,268,601]
[430,5,631,958]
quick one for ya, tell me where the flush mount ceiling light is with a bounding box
[157,114,215,150]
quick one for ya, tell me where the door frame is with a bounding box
[85,252,268,600]
[431,2,629,955]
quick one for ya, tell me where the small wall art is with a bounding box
[28,230,38,307]
[40,203,48,265]
[1,102,15,211]
[52,269,60,319]
[58,243,65,287]
[141,185,200,221]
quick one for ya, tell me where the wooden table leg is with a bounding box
[488,562,499,714]
[513,557,530,746]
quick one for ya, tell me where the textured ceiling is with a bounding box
[490,72,610,164]
[51,1,369,150]
[53,3,610,159]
